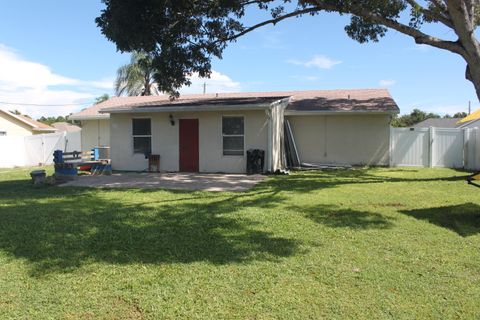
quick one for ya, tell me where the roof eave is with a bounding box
[0,109,37,128]
[68,114,110,121]
[457,118,480,128]
[284,109,399,116]
[32,128,58,132]
[101,103,273,114]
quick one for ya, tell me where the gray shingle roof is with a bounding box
[69,89,399,120]
[412,118,461,128]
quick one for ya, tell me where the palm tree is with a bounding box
[115,51,160,96]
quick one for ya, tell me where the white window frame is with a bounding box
[132,118,152,155]
[222,115,245,156]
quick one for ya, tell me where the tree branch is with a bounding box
[219,7,322,42]
[405,0,454,28]
[430,0,448,12]
[312,1,466,55]
[222,2,465,56]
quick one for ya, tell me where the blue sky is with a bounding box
[0,1,477,118]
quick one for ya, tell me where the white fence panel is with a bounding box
[65,131,81,153]
[24,134,47,166]
[391,128,429,167]
[41,132,67,165]
[0,131,82,168]
[0,136,27,167]
[476,129,480,170]
[391,127,480,170]
[432,129,464,168]
[465,128,480,170]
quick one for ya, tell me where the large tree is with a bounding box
[115,51,160,96]
[97,1,480,99]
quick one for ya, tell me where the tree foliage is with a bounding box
[97,1,480,100]
[9,109,23,116]
[453,111,468,118]
[37,115,70,126]
[391,108,467,127]
[94,94,110,104]
[115,51,160,96]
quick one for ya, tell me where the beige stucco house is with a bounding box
[71,89,399,173]
[0,109,57,137]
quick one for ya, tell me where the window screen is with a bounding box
[132,118,151,154]
[222,116,244,156]
[132,118,151,136]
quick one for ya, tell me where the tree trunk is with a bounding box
[465,59,480,101]
[143,76,151,96]
[447,0,480,101]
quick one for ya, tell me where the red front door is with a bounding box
[179,119,199,172]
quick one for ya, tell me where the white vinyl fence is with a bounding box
[390,127,480,170]
[0,131,81,168]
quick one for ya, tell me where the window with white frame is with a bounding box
[222,116,244,156]
[132,118,151,154]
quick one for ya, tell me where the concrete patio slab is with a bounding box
[59,172,266,191]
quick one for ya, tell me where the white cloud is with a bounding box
[0,44,242,117]
[287,55,342,69]
[180,70,241,94]
[379,79,396,87]
[0,44,113,118]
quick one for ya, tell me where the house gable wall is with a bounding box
[0,112,33,137]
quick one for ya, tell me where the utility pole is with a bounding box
[468,101,471,115]
[203,82,207,94]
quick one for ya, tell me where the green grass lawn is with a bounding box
[0,167,479,319]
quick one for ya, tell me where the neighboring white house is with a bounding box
[72,89,398,173]
[0,109,57,136]
[69,104,110,151]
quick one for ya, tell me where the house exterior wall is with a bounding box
[287,114,391,166]
[110,110,269,173]
[0,113,33,136]
[80,119,110,151]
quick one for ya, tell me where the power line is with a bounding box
[0,100,94,107]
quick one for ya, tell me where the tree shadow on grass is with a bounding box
[260,168,470,193]
[288,204,395,230]
[289,205,393,230]
[400,203,480,237]
[0,180,299,276]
